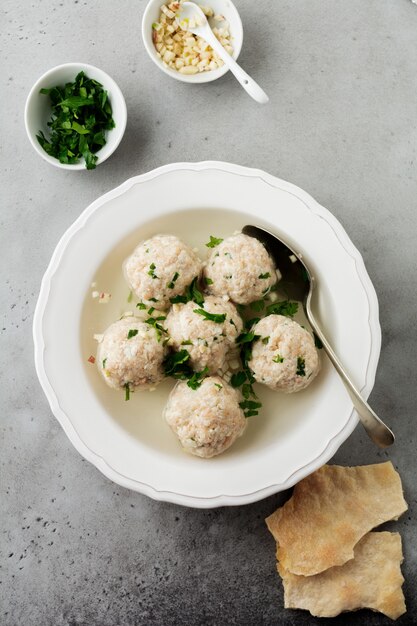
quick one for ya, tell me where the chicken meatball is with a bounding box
[164,376,246,458]
[203,233,277,305]
[124,234,202,309]
[97,317,167,391]
[248,315,320,393]
[165,295,243,374]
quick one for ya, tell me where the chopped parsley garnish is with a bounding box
[241,384,253,399]
[181,340,193,346]
[204,277,214,286]
[205,235,223,248]
[148,306,155,315]
[187,367,209,390]
[124,382,130,401]
[163,349,193,379]
[167,272,180,289]
[250,299,265,313]
[231,371,247,388]
[148,263,158,279]
[214,383,223,390]
[239,399,262,418]
[102,358,107,369]
[136,302,146,310]
[144,316,167,341]
[127,329,138,340]
[127,291,133,303]
[169,294,188,304]
[36,71,115,170]
[230,318,237,328]
[258,272,271,279]
[314,333,323,349]
[231,325,262,418]
[262,336,270,344]
[193,308,226,323]
[236,330,260,345]
[149,297,158,303]
[273,354,284,363]
[266,300,299,317]
[296,356,306,376]
[169,277,204,306]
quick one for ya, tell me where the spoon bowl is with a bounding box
[243,224,395,448]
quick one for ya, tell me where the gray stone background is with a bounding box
[1,0,417,624]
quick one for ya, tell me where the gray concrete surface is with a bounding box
[1,0,417,624]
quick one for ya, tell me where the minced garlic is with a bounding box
[152,1,233,75]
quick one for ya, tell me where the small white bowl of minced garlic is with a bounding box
[142,0,243,83]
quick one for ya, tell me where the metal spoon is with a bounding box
[242,224,395,448]
[180,2,269,104]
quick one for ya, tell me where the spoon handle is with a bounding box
[305,296,395,448]
[203,31,269,104]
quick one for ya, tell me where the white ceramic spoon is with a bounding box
[180,2,269,104]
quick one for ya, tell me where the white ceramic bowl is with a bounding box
[142,0,243,83]
[33,162,381,508]
[24,63,127,170]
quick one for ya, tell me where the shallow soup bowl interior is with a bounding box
[34,163,380,507]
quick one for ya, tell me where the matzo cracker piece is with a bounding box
[265,462,407,575]
[278,532,406,620]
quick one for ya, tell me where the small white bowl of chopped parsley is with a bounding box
[24,63,127,170]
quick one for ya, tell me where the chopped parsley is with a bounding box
[250,299,265,313]
[205,235,223,248]
[314,333,323,349]
[231,371,247,388]
[136,302,146,310]
[187,367,209,390]
[144,316,167,341]
[127,290,133,303]
[36,71,115,169]
[231,323,262,417]
[167,272,180,289]
[262,336,270,344]
[266,300,299,317]
[127,329,138,340]
[124,382,130,401]
[181,339,193,346]
[204,277,213,286]
[230,318,237,328]
[236,330,260,345]
[296,356,306,376]
[148,263,158,279]
[193,308,226,323]
[214,383,223,390]
[102,358,107,369]
[239,399,262,418]
[170,277,204,306]
[149,297,159,303]
[273,354,284,363]
[148,306,155,315]
[258,272,271,279]
[163,349,193,379]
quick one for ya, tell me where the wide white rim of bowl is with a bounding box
[142,0,243,83]
[24,62,127,170]
[33,161,381,508]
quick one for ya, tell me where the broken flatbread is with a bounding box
[278,531,406,620]
[265,462,407,575]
